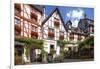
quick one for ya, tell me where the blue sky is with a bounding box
[44,5,94,27]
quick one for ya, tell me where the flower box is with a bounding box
[31,31,38,38]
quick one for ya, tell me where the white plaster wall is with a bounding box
[23,5,31,19]
[42,11,68,55]
[43,40,56,53]
[74,34,78,42]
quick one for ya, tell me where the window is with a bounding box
[59,31,64,40]
[15,17,21,35]
[50,45,54,49]
[54,17,60,27]
[48,28,54,40]
[68,47,71,51]
[78,35,82,40]
[30,12,38,22]
[15,4,21,14]
[60,31,64,35]
[69,33,74,41]
[15,18,20,24]
[48,28,54,32]
[90,26,94,33]
[92,29,94,33]
[31,26,38,38]
[32,26,37,32]
[48,18,54,28]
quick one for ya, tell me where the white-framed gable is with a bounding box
[42,8,67,40]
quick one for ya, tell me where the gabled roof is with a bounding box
[78,18,94,34]
[66,20,72,30]
[66,20,72,25]
[42,8,67,32]
[78,18,94,26]
[30,5,44,14]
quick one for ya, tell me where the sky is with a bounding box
[44,5,94,27]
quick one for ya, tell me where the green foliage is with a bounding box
[60,48,65,60]
[15,36,44,58]
[50,49,56,55]
[78,36,94,49]
[41,49,48,63]
[57,40,69,47]
[15,36,43,48]
[25,47,30,58]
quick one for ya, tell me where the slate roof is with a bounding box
[78,18,94,34]
[66,18,94,35]
[30,5,44,14]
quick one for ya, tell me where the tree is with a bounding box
[57,40,69,47]
[78,36,94,58]
[15,36,44,61]
[78,36,94,49]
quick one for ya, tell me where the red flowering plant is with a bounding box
[31,31,38,38]
[48,31,54,37]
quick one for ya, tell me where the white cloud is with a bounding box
[66,9,84,27]
[67,11,71,18]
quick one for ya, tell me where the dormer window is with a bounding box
[69,24,71,29]
[67,21,72,29]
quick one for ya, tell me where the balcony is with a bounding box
[59,35,64,40]
[48,31,54,37]
[15,24,21,33]
[31,31,38,38]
